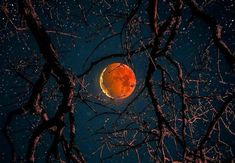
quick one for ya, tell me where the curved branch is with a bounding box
[195,93,235,161]
[185,0,235,70]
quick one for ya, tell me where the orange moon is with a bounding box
[99,63,136,99]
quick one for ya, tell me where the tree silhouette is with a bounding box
[0,0,234,162]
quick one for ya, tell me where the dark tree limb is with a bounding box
[185,0,235,71]
[195,93,235,161]
[9,0,85,162]
[146,0,185,160]
[2,64,50,162]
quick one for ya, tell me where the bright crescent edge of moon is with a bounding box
[99,67,114,99]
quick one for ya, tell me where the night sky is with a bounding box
[0,0,235,162]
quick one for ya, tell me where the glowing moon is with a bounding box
[99,63,136,99]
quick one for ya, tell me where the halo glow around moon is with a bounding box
[99,63,136,99]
